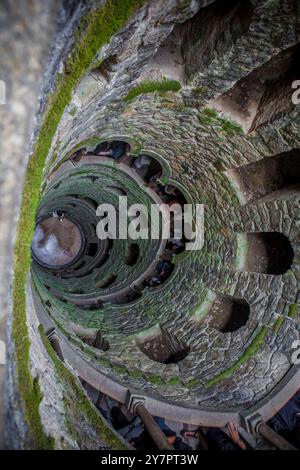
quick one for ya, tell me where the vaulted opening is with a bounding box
[143,0,254,86]
[242,232,294,275]
[91,54,118,82]
[96,273,117,289]
[86,243,98,257]
[80,330,110,351]
[137,327,190,364]
[212,43,300,132]
[124,243,139,266]
[87,140,130,160]
[207,293,250,333]
[225,149,300,203]
[180,0,254,82]
[131,154,163,182]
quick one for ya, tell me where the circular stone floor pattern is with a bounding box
[32,216,83,268]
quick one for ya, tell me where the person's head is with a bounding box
[164,429,177,445]
[164,185,177,195]
[150,171,161,181]
[149,277,160,287]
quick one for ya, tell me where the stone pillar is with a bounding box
[126,393,174,450]
[256,421,297,451]
[134,403,174,451]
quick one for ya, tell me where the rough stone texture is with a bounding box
[0,0,59,321]
[26,284,77,450]
[0,318,5,449]
[7,0,300,449]
[0,0,60,449]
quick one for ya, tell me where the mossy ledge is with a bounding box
[198,107,244,134]
[204,326,269,388]
[288,303,299,319]
[39,326,128,449]
[124,77,182,102]
[12,0,145,449]
[273,316,285,332]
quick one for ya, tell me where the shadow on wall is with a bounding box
[212,44,300,132]
[241,232,294,275]
[136,326,190,364]
[224,148,300,203]
[206,293,250,333]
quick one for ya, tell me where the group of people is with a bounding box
[92,140,130,160]
[97,388,300,451]
[131,155,188,288]
[98,397,249,450]
[268,388,300,449]
[129,157,186,289]
[99,398,193,451]
[145,259,174,288]
[74,142,187,257]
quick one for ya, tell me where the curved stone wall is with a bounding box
[8,0,300,449]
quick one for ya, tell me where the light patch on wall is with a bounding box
[0,80,6,105]
[292,80,300,105]
[0,340,6,365]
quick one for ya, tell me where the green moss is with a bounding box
[203,107,219,118]
[198,108,220,127]
[273,316,285,332]
[143,375,181,387]
[111,364,128,374]
[220,118,243,134]
[130,370,145,379]
[124,77,182,102]
[39,326,127,449]
[44,139,62,177]
[167,377,182,386]
[193,86,209,95]
[288,304,299,319]
[198,114,217,126]
[69,107,77,117]
[185,378,200,389]
[11,282,54,449]
[97,356,111,367]
[205,326,269,388]
[147,375,165,386]
[12,0,145,448]
[199,108,244,134]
